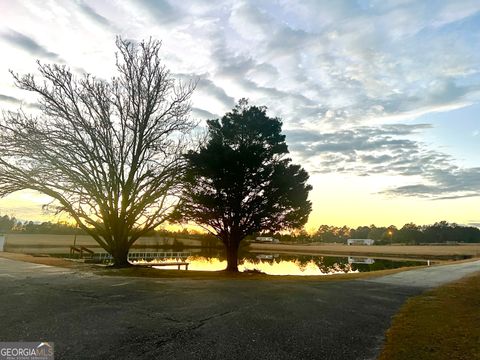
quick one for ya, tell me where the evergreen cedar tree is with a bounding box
[176,100,312,272]
[0,38,195,267]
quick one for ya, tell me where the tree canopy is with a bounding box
[176,100,312,271]
[0,38,195,266]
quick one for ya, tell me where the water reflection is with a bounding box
[240,258,356,276]
[143,256,357,276]
[132,249,432,275]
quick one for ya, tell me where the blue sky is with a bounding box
[0,0,479,228]
[413,104,480,168]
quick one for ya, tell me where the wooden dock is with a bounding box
[146,262,189,270]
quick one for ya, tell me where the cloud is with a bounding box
[285,123,480,199]
[135,0,180,23]
[383,167,480,199]
[0,0,479,203]
[196,78,236,109]
[76,1,111,28]
[285,123,433,165]
[219,1,480,127]
[0,94,41,109]
[191,107,219,120]
[0,30,61,60]
[105,0,480,133]
[0,94,22,105]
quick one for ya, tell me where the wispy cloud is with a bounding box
[0,93,40,109]
[135,0,181,23]
[191,107,219,120]
[1,0,479,201]
[285,123,480,199]
[76,1,111,28]
[1,30,61,61]
[0,94,22,105]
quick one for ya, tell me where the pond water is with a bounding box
[134,249,433,276]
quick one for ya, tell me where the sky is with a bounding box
[0,0,479,231]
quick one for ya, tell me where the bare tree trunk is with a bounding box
[111,243,131,268]
[224,240,240,272]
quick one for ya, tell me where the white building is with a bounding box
[256,236,279,243]
[347,238,375,246]
[348,257,375,264]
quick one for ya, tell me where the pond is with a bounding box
[133,249,433,276]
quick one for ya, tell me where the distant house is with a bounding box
[256,236,280,243]
[347,238,375,246]
[348,256,375,264]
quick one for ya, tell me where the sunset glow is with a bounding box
[0,1,479,228]
[145,256,358,276]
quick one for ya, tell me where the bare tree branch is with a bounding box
[0,37,196,266]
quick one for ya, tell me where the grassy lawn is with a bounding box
[379,272,480,360]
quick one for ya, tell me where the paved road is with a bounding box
[0,258,478,360]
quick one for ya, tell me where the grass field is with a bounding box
[4,234,480,258]
[250,243,480,259]
[379,272,480,360]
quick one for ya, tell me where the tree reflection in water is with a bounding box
[139,251,428,275]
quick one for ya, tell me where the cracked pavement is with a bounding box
[0,257,478,359]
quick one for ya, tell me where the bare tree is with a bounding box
[0,38,195,266]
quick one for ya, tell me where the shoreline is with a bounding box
[249,242,480,260]
[0,251,477,282]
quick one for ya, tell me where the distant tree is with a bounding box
[19,221,82,235]
[351,226,370,239]
[383,225,397,243]
[24,221,36,234]
[315,225,350,243]
[316,225,335,242]
[397,223,422,244]
[367,225,385,240]
[175,100,312,271]
[461,226,480,243]
[0,38,195,266]
[0,215,16,233]
[294,229,311,244]
[338,225,352,242]
[423,221,451,243]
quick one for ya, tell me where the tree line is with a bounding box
[310,221,480,244]
[2,215,478,245]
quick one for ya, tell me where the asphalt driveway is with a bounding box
[0,257,478,360]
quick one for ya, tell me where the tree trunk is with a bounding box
[111,244,131,268]
[225,240,240,272]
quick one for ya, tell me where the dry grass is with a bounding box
[4,234,480,259]
[251,243,480,259]
[0,251,81,268]
[379,272,480,360]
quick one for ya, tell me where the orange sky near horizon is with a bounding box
[1,175,478,234]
